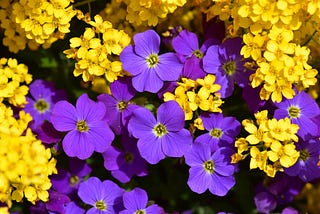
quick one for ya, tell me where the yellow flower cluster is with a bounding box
[233,110,300,177]
[0,0,76,53]
[0,103,57,209]
[163,74,223,120]
[0,58,32,107]
[64,14,131,83]
[205,0,318,102]
[124,0,187,26]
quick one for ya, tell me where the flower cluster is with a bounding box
[0,103,57,208]
[164,75,223,121]
[0,58,32,107]
[234,110,300,177]
[0,0,76,53]
[64,14,131,83]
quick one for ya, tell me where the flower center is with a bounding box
[95,200,107,211]
[193,49,203,58]
[153,123,167,137]
[203,160,214,174]
[300,149,310,161]
[76,120,89,132]
[124,152,134,164]
[288,106,300,118]
[135,210,146,214]
[34,99,49,113]
[223,61,236,76]
[69,175,79,186]
[210,128,223,138]
[117,100,127,111]
[146,53,159,68]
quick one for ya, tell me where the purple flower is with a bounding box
[254,191,277,214]
[120,187,163,214]
[203,37,251,98]
[34,121,62,144]
[184,143,236,196]
[195,112,240,151]
[103,133,148,183]
[24,79,67,128]
[284,138,320,182]
[128,101,192,164]
[98,76,139,135]
[172,29,217,80]
[51,93,114,159]
[51,158,92,197]
[274,91,320,140]
[78,177,124,214]
[120,30,182,93]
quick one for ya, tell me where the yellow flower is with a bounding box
[250,146,268,170]
[267,141,299,168]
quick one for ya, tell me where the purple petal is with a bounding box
[137,134,165,164]
[145,204,163,214]
[184,143,211,166]
[172,30,199,56]
[76,94,105,122]
[214,71,234,98]
[134,30,160,57]
[295,116,319,140]
[161,130,192,157]
[208,174,235,196]
[120,45,148,76]
[157,101,184,131]
[62,130,94,159]
[88,121,114,153]
[132,69,164,93]
[181,56,206,80]
[51,101,77,131]
[69,157,92,177]
[203,45,221,74]
[110,77,136,101]
[65,202,85,214]
[195,134,219,152]
[187,165,211,194]
[123,188,148,211]
[155,53,182,81]
[128,107,156,138]
[103,146,122,171]
[78,177,103,205]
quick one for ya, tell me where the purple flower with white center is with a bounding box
[172,29,218,80]
[78,177,124,214]
[103,133,148,183]
[284,138,320,182]
[51,158,92,197]
[274,91,320,140]
[203,37,251,98]
[195,112,241,151]
[51,93,114,159]
[120,29,183,93]
[98,76,139,135]
[184,142,236,196]
[119,187,163,214]
[128,100,192,164]
[24,79,67,129]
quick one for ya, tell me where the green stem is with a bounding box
[302,30,317,46]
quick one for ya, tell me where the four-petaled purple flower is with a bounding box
[98,76,139,135]
[274,91,320,140]
[128,100,192,164]
[195,112,241,151]
[184,142,236,196]
[103,132,148,183]
[172,29,217,80]
[203,37,251,98]
[51,93,114,159]
[24,79,67,129]
[120,187,163,214]
[120,29,183,93]
[78,177,124,214]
